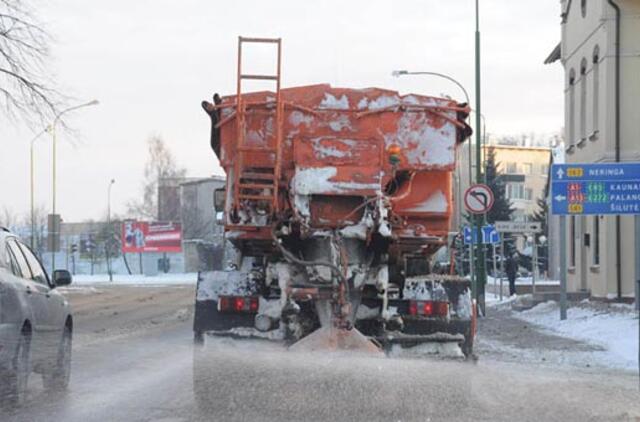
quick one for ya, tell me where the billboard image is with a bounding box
[122,221,182,253]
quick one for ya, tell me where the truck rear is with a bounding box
[194,37,475,358]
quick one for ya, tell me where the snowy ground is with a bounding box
[486,275,559,286]
[68,272,198,286]
[485,294,639,371]
[514,300,639,371]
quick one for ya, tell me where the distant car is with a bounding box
[0,228,73,406]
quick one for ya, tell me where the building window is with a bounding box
[579,59,587,146]
[593,216,600,265]
[568,69,576,149]
[592,46,600,138]
[581,0,587,17]
[525,188,533,201]
[506,162,518,174]
[570,216,576,267]
[522,163,533,175]
[507,183,526,200]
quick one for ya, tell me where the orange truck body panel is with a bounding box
[215,84,469,258]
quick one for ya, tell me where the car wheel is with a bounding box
[0,331,31,408]
[43,325,72,391]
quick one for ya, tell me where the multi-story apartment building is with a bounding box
[546,0,640,300]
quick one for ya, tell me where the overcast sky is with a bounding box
[0,0,564,222]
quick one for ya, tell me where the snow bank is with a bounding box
[71,273,198,286]
[515,301,639,371]
[486,275,560,286]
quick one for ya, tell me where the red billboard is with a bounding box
[121,221,182,253]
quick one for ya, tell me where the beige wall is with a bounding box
[558,0,640,299]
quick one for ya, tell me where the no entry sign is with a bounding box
[464,184,494,214]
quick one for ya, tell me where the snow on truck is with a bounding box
[194,37,476,357]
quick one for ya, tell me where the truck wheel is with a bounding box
[43,325,72,391]
[1,331,31,407]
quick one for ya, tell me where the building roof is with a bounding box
[179,176,225,187]
[544,42,561,64]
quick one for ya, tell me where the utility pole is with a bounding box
[107,179,115,282]
[474,0,487,313]
[49,100,100,272]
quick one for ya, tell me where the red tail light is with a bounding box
[233,297,245,312]
[218,296,260,313]
[408,300,449,317]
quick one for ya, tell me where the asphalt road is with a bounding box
[2,285,639,422]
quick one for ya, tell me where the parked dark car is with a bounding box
[0,228,73,406]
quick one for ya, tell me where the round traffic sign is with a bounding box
[464,184,494,214]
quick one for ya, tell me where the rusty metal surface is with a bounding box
[216,83,470,258]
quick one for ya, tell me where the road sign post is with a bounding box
[559,216,567,320]
[500,238,505,301]
[532,235,538,295]
[464,184,494,314]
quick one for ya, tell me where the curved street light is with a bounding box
[50,99,100,271]
[391,70,471,105]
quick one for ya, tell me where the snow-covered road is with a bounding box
[1,285,638,422]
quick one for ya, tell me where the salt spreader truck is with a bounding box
[193,37,476,356]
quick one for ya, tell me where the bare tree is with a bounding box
[0,205,18,229]
[0,0,66,126]
[20,203,47,254]
[127,135,187,219]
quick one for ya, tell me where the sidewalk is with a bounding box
[485,294,639,371]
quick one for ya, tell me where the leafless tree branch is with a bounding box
[0,0,68,127]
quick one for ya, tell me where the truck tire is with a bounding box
[42,325,72,391]
[0,331,31,407]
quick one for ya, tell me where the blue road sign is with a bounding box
[551,163,640,215]
[463,226,477,245]
[463,225,499,244]
[482,225,500,244]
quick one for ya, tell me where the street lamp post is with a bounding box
[50,100,99,272]
[474,0,487,314]
[107,179,115,282]
[30,128,50,250]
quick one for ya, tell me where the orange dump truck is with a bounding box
[194,37,475,356]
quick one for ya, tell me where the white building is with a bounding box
[546,0,640,300]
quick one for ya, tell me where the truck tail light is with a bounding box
[218,296,259,313]
[408,300,449,317]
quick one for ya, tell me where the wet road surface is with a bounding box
[1,285,638,422]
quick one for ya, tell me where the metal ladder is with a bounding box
[233,36,283,218]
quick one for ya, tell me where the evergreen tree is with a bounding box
[484,147,514,224]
